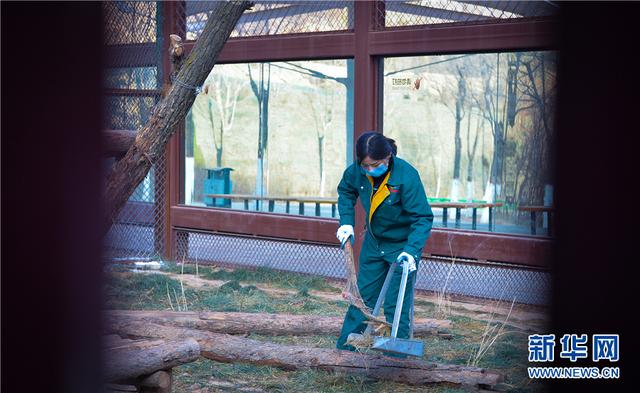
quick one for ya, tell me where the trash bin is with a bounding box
[203,167,233,208]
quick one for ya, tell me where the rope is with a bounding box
[141,150,154,166]
[170,75,203,95]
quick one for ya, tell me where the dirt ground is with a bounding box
[105,263,550,393]
[152,268,549,332]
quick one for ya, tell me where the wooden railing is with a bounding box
[518,205,554,235]
[205,194,503,231]
[432,202,504,231]
[205,194,338,217]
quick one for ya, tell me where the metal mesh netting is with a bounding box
[103,1,168,261]
[103,1,158,44]
[181,0,355,40]
[376,0,559,29]
[175,230,551,305]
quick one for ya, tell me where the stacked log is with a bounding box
[106,318,503,388]
[103,335,199,392]
[106,310,453,338]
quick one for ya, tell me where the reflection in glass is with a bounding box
[184,59,353,218]
[384,52,557,236]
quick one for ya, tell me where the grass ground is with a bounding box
[104,262,548,393]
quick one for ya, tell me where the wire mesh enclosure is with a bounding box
[102,1,169,261]
[175,230,550,305]
[181,0,355,40]
[103,1,159,45]
[375,0,559,29]
[101,1,553,305]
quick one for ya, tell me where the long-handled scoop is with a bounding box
[341,236,390,328]
[369,260,424,357]
[342,236,423,357]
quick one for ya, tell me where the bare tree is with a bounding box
[307,80,335,196]
[465,109,481,202]
[515,52,557,212]
[274,60,351,197]
[184,108,196,204]
[205,73,245,167]
[453,66,467,203]
[468,55,513,223]
[434,64,467,212]
[248,63,271,206]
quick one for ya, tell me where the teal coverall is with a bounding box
[336,155,434,353]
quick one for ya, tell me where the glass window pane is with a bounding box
[383,51,557,236]
[184,59,354,219]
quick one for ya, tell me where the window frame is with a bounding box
[163,1,558,266]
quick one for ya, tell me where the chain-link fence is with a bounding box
[175,229,551,305]
[103,1,169,261]
[180,1,354,40]
[375,0,558,29]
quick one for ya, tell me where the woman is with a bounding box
[335,131,434,355]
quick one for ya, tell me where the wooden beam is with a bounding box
[170,205,552,266]
[171,205,338,244]
[184,31,354,64]
[369,18,558,57]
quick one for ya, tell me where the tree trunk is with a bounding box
[451,72,464,198]
[318,134,325,196]
[103,336,199,383]
[207,99,224,167]
[249,62,271,208]
[465,110,480,205]
[104,130,137,158]
[481,121,505,223]
[185,109,195,204]
[449,68,466,216]
[106,310,452,337]
[103,0,253,227]
[107,320,504,388]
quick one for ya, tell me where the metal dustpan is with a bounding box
[367,260,424,357]
[371,336,424,357]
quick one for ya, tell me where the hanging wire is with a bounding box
[170,74,203,95]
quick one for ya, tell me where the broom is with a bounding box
[341,239,390,346]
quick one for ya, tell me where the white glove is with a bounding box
[336,224,354,246]
[397,252,417,272]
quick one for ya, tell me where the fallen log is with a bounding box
[106,310,453,338]
[103,336,199,383]
[107,320,503,388]
[137,370,172,393]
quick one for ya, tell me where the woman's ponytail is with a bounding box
[385,137,398,156]
[356,131,399,162]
